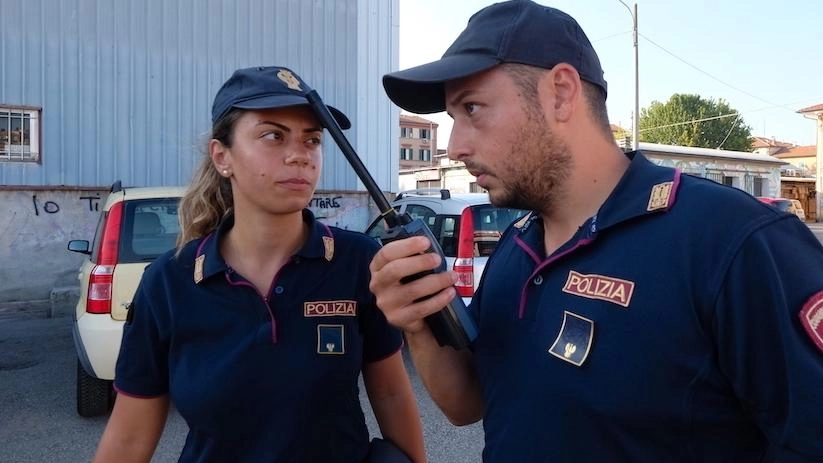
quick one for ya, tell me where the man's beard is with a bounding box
[487,108,572,215]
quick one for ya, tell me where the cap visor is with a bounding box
[233,94,351,129]
[383,54,500,113]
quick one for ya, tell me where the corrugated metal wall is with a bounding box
[0,0,399,192]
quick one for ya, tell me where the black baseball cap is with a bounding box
[383,0,608,114]
[211,66,351,129]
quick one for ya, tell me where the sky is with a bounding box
[398,0,823,150]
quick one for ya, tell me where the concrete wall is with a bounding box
[0,188,108,313]
[0,188,380,317]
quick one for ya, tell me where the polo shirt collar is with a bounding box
[192,209,335,284]
[512,150,681,240]
[594,150,681,232]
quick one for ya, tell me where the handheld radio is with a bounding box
[305,89,478,350]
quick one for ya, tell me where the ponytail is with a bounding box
[176,109,243,251]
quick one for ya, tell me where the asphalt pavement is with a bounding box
[0,315,484,463]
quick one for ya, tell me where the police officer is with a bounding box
[369,1,823,461]
[94,66,425,463]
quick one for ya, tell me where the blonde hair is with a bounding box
[176,109,243,250]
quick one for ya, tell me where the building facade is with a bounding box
[798,103,823,221]
[399,114,438,170]
[400,142,785,199]
[0,0,400,311]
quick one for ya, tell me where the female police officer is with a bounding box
[93,66,425,463]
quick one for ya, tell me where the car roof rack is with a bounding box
[110,180,123,193]
[396,188,450,200]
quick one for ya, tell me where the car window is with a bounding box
[89,211,107,262]
[471,205,527,256]
[364,207,401,241]
[119,198,180,262]
[772,200,791,212]
[405,204,437,228]
[438,216,458,256]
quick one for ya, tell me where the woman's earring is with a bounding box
[222,169,229,176]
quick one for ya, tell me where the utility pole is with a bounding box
[619,1,639,150]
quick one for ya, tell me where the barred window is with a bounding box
[704,172,723,183]
[0,106,40,162]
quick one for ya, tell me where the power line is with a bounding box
[639,97,823,133]
[591,30,631,43]
[638,32,799,113]
[716,114,741,149]
[639,112,740,133]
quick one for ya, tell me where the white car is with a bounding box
[365,189,527,305]
[67,181,185,417]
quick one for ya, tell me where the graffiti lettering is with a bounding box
[308,196,342,209]
[32,194,61,215]
[31,193,102,215]
[79,195,101,212]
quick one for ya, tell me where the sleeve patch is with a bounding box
[799,290,823,353]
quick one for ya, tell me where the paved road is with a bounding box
[806,221,823,242]
[0,315,484,463]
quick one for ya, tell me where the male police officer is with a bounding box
[369,1,823,461]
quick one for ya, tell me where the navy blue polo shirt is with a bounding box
[472,152,823,462]
[115,209,402,463]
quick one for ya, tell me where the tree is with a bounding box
[639,94,752,151]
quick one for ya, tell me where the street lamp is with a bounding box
[618,1,639,150]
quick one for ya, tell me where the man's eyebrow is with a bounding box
[257,121,323,133]
[446,89,474,111]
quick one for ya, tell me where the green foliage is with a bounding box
[639,94,753,151]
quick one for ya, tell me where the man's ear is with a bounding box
[210,139,231,175]
[545,63,581,123]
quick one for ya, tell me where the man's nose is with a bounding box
[447,123,471,161]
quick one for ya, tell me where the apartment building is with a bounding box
[399,114,439,170]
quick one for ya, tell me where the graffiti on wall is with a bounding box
[308,196,342,209]
[308,194,375,231]
[31,194,102,216]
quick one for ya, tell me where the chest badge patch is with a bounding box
[548,311,594,367]
[799,290,823,353]
[304,300,357,317]
[317,324,345,355]
[562,270,635,308]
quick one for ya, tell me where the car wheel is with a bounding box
[76,359,113,417]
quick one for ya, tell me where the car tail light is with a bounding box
[86,202,123,314]
[453,208,476,298]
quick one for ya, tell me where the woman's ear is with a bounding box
[210,139,232,177]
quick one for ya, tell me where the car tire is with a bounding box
[76,359,113,417]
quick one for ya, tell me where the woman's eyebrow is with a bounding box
[256,121,322,133]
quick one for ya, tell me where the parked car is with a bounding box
[67,181,185,417]
[756,197,806,221]
[364,189,527,304]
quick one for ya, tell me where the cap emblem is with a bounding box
[277,69,302,91]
